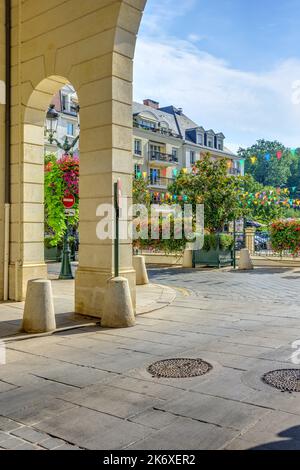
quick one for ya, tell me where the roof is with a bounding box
[133,101,237,157]
[133,102,180,136]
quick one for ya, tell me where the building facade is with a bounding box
[133,99,243,200]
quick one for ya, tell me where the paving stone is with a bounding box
[62,383,163,419]
[103,375,186,401]
[129,409,178,430]
[35,406,152,450]
[14,442,42,450]
[126,416,239,450]
[40,437,68,450]
[157,391,271,431]
[55,444,82,450]
[0,416,22,432]
[11,427,49,444]
[0,381,18,393]
[0,436,26,449]
[29,362,112,388]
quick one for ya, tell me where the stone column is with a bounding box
[245,227,255,255]
[74,62,137,318]
[0,2,5,300]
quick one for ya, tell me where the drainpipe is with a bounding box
[4,0,11,301]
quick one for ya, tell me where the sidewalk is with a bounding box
[0,275,176,340]
[1,267,300,450]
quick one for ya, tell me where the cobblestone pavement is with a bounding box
[1,266,300,450]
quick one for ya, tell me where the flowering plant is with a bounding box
[44,153,79,246]
[270,219,300,255]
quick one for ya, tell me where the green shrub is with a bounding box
[203,233,234,251]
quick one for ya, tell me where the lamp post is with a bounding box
[46,104,80,155]
[45,104,79,280]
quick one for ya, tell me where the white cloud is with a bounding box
[134,35,300,149]
[141,0,197,35]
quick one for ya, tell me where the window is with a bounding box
[172,148,178,161]
[150,144,163,160]
[208,140,213,148]
[134,139,142,155]
[61,94,68,112]
[134,164,142,178]
[190,151,195,165]
[150,168,160,184]
[139,119,156,130]
[67,122,75,136]
[196,133,203,145]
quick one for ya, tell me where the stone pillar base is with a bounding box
[238,248,254,270]
[133,255,149,285]
[75,268,136,318]
[22,279,56,333]
[182,249,193,268]
[101,277,135,328]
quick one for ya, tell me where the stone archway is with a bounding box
[8,0,146,318]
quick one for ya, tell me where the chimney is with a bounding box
[177,108,183,115]
[143,99,159,110]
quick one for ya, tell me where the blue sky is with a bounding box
[133,0,300,151]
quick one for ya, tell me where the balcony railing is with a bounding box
[134,149,142,156]
[133,121,181,139]
[149,151,178,164]
[148,176,175,187]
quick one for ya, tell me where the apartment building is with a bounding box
[133,99,242,199]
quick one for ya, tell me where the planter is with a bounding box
[193,248,234,268]
[44,246,63,262]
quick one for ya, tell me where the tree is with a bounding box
[287,148,300,192]
[133,176,151,207]
[238,139,293,187]
[240,175,288,224]
[169,153,246,233]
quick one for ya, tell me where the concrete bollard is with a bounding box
[182,249,193,268]
[133,255,149,285]
[22,279,56,333]
[101,277,135,328]
[238,248,254,270]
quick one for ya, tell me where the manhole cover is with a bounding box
[147,358,212,379]
[262,369,300,392]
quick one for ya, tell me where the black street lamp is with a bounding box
[45,104,80,280]
[45,104,79,155]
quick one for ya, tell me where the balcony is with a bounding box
[133,120,181,139]
[149,151,179,166]
[148,177,175,189]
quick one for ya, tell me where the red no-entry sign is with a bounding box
[62,194,75,209]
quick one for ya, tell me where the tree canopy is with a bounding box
[238,139,294,187]
[168,154,246,233]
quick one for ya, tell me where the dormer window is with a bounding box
[215,133,225,151]
[139,118,156,130]
[196,132,203,145]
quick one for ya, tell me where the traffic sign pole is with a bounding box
[59,195,75,280]
[114,182,120,278]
